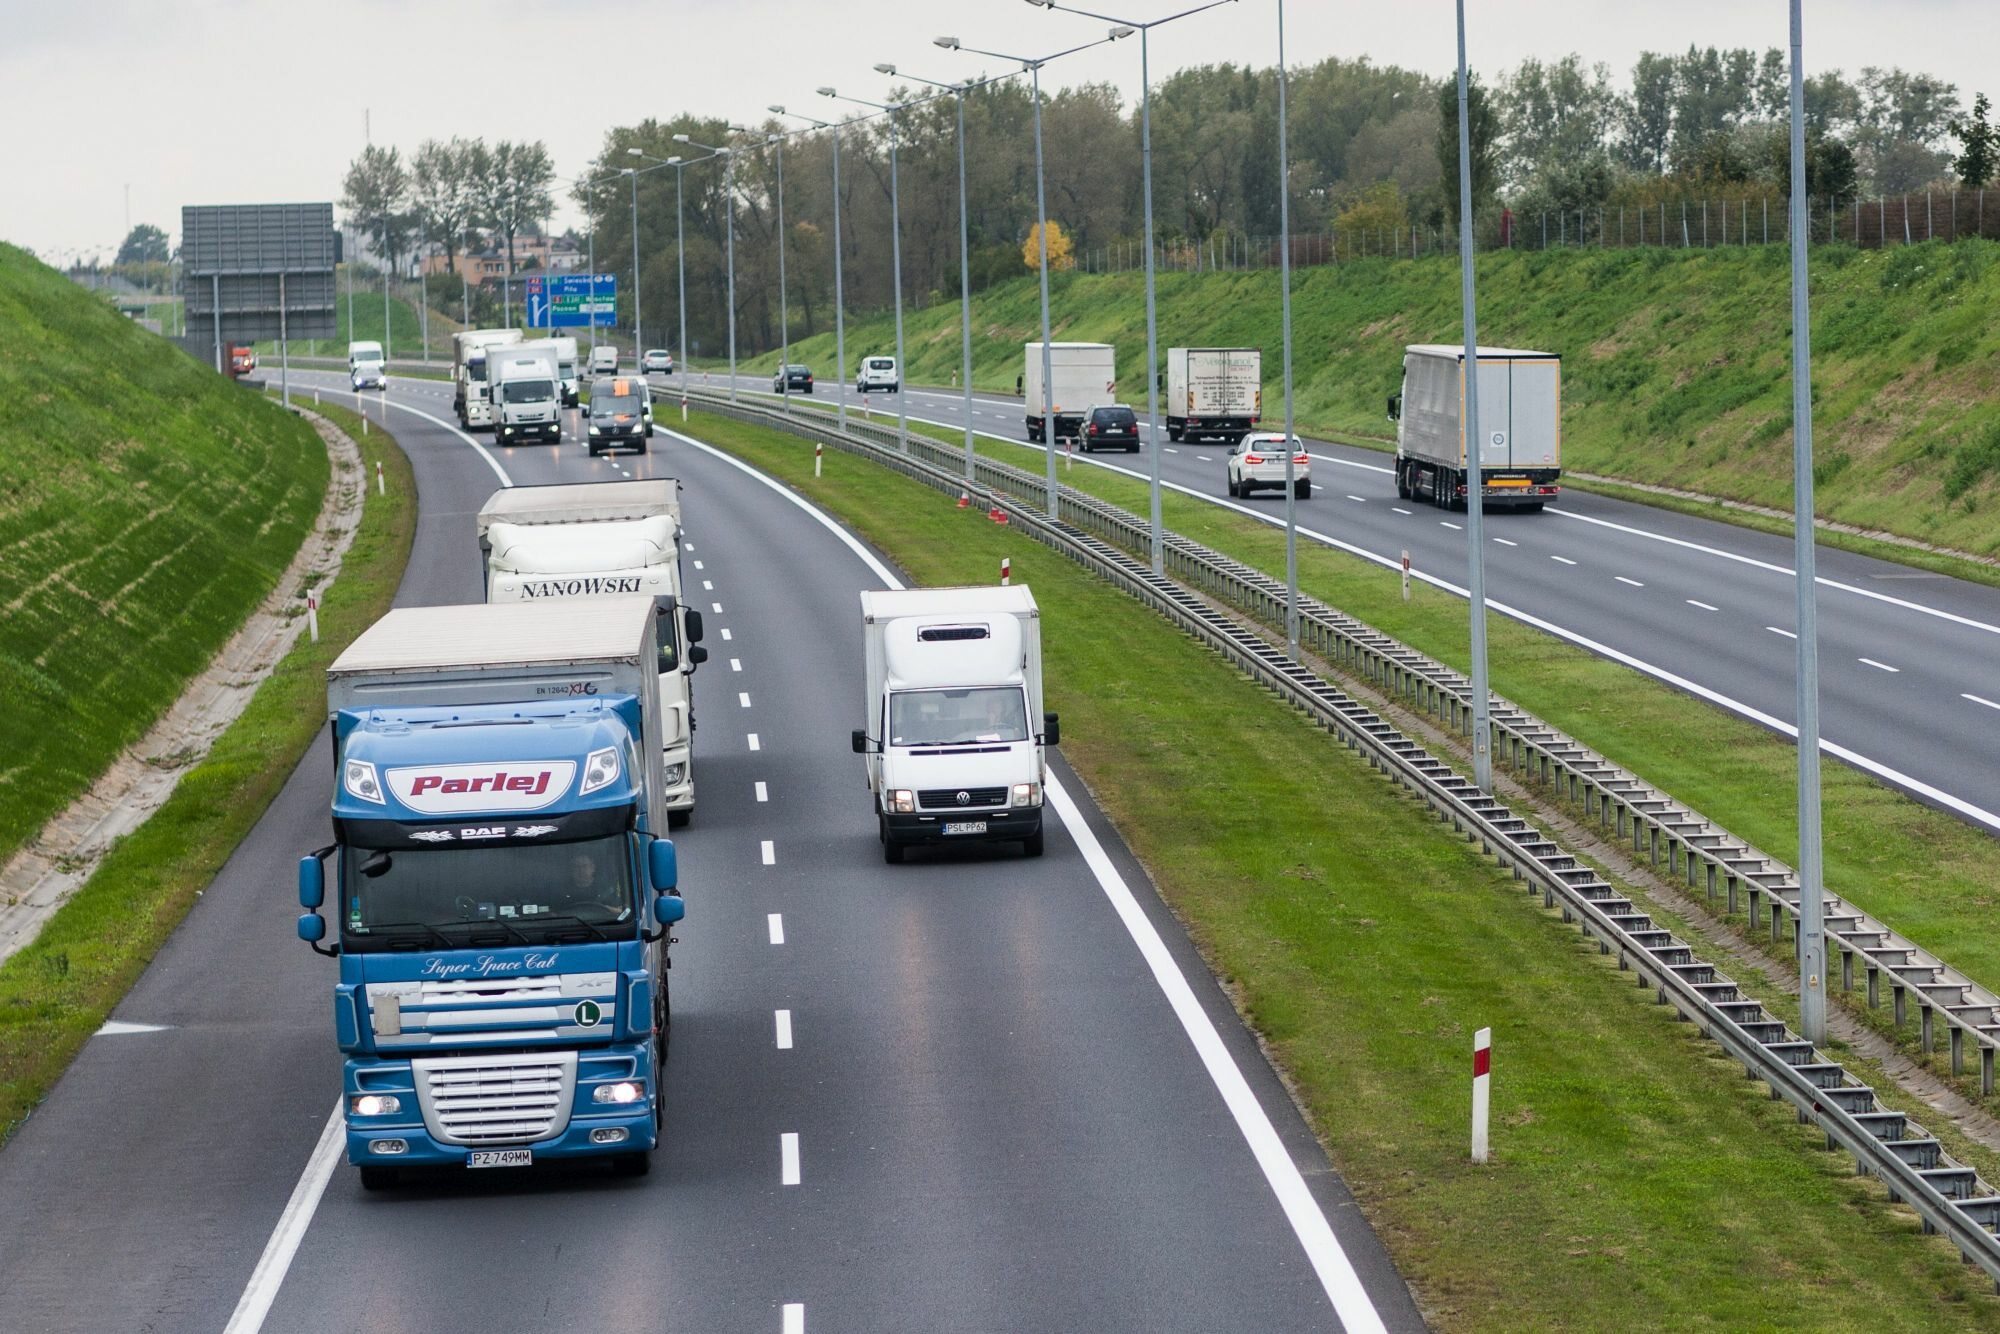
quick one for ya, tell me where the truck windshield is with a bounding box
[592,392,643,417]
[502,380,554,404]
[889,686,1028,746]
[341,835,636,950]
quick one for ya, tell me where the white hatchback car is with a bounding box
[855,355,898,393]
[1226,433,1311,499]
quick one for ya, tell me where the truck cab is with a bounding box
[490,344,564,445]
[853,586,1059,864]
[454,329,523,430]
[299,598,685,1186]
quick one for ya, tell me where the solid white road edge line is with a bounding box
[664,422,1390,1330]
[223,1103,344,1334]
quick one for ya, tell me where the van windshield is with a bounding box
[502,380,554,404]
[341,835,635,951]
[592,391,643,417]
[889,687,1028,746]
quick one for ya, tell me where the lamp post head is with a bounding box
[933,36,958,49]
[817,85,837,97]
[1110,24,1136,39]
[672,133,691,144]
[626,147,643,157]
[667,155,683,165]
[874,63,896,75]
[768,104,785,114]
[1022,0,1053,7]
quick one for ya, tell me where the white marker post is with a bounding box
[306,594,319,644]
[681,395,688,423]
[376,461,385,496]
[1000,556,1011,587]
[1471,1027,1492,1163]
[1401,549,1412,602]
[814,442,823,478]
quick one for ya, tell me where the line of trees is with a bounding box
[339,137,556,281]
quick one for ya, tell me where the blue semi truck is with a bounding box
[297,596,686,1188]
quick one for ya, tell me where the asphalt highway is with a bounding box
[0,369,1423,1333]
[681,367,2000,836]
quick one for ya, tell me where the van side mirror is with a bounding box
[1386,393,1402,421]
[687,644,709,667]
[298,854,325,909]
[684,609,704,643]
[850,729,870,754]
[1042,713,1061,747]
[648,839,678,893]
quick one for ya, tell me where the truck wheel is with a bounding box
[1022,827,1045,858]
[1295,480,1312,499]
[359,1166,399,1192]
[610,1151,652,1178]
[883,838,905,865]
[1167,425,1183,442]
[1395,464,1412,499]
[1522,501,1545,513]
[667,808,689,829]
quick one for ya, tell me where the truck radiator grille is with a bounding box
[412,1050,577,1146]
[918,787,1008,810]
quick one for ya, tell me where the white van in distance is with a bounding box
[855,356,898,393]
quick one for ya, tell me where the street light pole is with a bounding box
[1277,0,1298,659]
[1034,1,1235,572]
[825,87,910,452]
[775,107,847,433]
[674,135,739,403]
[1454,0,1494,792]
[626,163,643,358]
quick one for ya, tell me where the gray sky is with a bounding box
[4,0,1993,262]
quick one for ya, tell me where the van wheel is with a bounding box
[1022,827,1045,858]
[359,1166,398,1192]
[667,808,689,829]
[637,438,650,454]
[883,838,906,865]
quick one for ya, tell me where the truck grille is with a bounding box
[918,786,1008,810]
[412,1050,577,1146]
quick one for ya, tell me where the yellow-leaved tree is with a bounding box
[1022,220,1076,272]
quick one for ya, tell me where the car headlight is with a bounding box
[1012,782,1042,808]
[593,1081,644,1105]
[890,789,915,814]
[589,425,602,435]
[351,1094,401,1116]
[580,746,622,795]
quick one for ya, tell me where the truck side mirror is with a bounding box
[850,729,870,754]
[654,893,686,927]
[684,609,704,643]
[298,854,325,909]
[648,838,678,893]
[1386,393,1402,421]
[1042,713,1061,747]
[297,913,326,943]
[687,644,709,667]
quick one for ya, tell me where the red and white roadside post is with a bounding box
[1000,557,1012,587]
[1401,549,1412,602]
[306,594,320,644]
[376,461,385,496]
[1471,1027,1492,1163]
[814,442,823,478]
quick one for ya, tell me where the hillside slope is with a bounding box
[0,243,329,867]
[745,242,2000,554]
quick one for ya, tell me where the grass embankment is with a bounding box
[685,408,2000,1330]
[838,408,2000,1079]
[0,243,329,871]
[0,401,414,1141]
[742,242,2000,555]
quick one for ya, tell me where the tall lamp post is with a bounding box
[623,150,645,357]
[674,134,739,402]
[1453,0,1494,792]
[939,28,1132,521]
[1031,0,1235,574]
[774,107,848,434]
[822,86,911,453]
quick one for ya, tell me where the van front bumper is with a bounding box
[885,808,1041,845]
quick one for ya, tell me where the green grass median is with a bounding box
[683,407,2000,1330]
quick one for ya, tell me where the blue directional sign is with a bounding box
[525,273,618,328]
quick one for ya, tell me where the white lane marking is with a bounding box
[748,733,761,751]
[1687,599,1719,611]
[95,1020,170,1035]
[1307,452,1394,475]
[775,1010,793,1049]
[1549,506,2000,640]
[761,839,775,865]
[1440,521,1462,530]
[1615,576,1645,587]
[1164,447,1179,453]
[693,560,704,570]
[1965,694,2000,711]
[703,579,714,590]
[222,1103,344,1334]
[755,781,769,802]
[782,1306,804,1334]
[730,658,743,672]
[1346,494,1367,503]
[1550,556,1577,565]
[739,692,752,708]
[672,421,1389,1327]
[767,913,784,944]
[1859,657,1900,673]
[1391,507,1413,515]
[685,541,695,550]
[1196,454,1214,462]
[1492,537,1517,547]
[781,1133,801,1185]
[1767,626,1798,639]
[1048,776,1389,1332]
[720,627,733,641]
[711,602,723,613]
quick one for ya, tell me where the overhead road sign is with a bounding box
[526,273,618,328]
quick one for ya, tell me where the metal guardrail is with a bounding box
[686,385,2000,1285]
[689,385,2000,1098]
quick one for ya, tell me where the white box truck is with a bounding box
[851,586,1060,864]
[1166,347,1261,443]
[552,335,581,407]
[489,341,565,445]
[1388,344,1561,512]
[1024,342,1115,443]
[453,328,523,430]
[477,481,705,825]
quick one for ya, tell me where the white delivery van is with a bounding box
[591,345,620,376]
[1024,342,1115,443]
[489,342,564,445]
[348,340,387,391]
[855,355,898,393]
[852,586,1059,864]
[477,480,705,824]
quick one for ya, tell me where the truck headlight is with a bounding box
[663,763,686,786]
[890,789,915,814]
[593,1081,644,1105]
[351,1094,401,1116]
[580,746,622,795]
[1012,782,1042,808]
[343,760,385,805]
